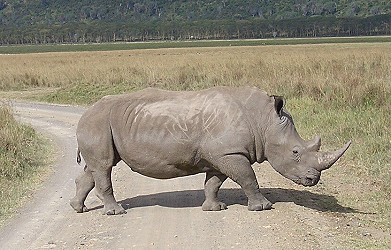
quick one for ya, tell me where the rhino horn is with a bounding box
[316,140,352,171]
[306,135,321,151]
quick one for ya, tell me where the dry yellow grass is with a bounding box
[1,43,390,107]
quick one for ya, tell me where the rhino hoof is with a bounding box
[202,200,228,211]
[248,200,273,211]
[70,199,88,213]
[104,205,127,215]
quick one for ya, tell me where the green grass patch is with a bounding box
[1,36,391,54]
[0,102,51,224]
[288,97,391,191]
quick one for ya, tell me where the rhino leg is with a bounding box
[202,171,228,211]
[212,154,272,211]
[91,167,126,215]
[95,188,104,202]
[70,166,95,213]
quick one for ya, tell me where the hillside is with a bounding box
[1,0,391,44]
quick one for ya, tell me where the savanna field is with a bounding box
[0,41,390,235]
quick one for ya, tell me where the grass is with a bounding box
[0,41,390,237]
[2,43,389,108]
[0,102,51,224]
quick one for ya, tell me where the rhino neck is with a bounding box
[232,87,270,163]
[254,113,270,163]
[254,126,267,163]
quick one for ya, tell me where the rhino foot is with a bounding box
[103,204,127,215]
[248,199,273,211]
[70,198,89,213]
[202,200,227,211]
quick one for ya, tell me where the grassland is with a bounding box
[0,41,390,236]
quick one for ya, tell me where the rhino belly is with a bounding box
[120,157,209,179]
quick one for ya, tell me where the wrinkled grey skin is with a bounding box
[70,86,351,215]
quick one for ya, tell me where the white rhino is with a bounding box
[71,86,351,215]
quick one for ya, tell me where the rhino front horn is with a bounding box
[316,140,352,171]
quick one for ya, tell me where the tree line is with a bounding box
[0,14,390,45]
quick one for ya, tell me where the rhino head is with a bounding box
[264,96,351,187]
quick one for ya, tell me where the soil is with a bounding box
[0,101,389,249]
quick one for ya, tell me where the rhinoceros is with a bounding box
[70,86,351,215]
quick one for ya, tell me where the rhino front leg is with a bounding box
[91,167,126,215]
[70,166,95,213]
[212,154,272,211]
[202,171,228,211]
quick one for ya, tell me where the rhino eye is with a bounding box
[292,148,301,162]
[292,147,300,155]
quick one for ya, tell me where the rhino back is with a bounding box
[107,88,255,178]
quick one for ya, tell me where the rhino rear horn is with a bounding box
[307,135,321,151]
[316,140,352,171]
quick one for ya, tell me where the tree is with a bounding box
[0,1,7,11]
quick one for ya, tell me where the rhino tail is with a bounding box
[76,148,82,165]
[76,148,88,171]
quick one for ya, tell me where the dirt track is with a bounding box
[0,101,387,249]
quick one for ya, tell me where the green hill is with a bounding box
[0,0,390,44]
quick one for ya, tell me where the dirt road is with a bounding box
[0,101,387,249]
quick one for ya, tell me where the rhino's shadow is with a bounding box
[101,188,360,214]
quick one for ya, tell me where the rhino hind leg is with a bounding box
[202,171,228,211]
[211,154,272,211]
[70,166,95,213]
[91,167,126,215]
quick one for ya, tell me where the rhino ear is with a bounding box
[272,95,285,117]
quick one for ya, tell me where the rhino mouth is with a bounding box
[300,176,320,186]
[292,174,320,187]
